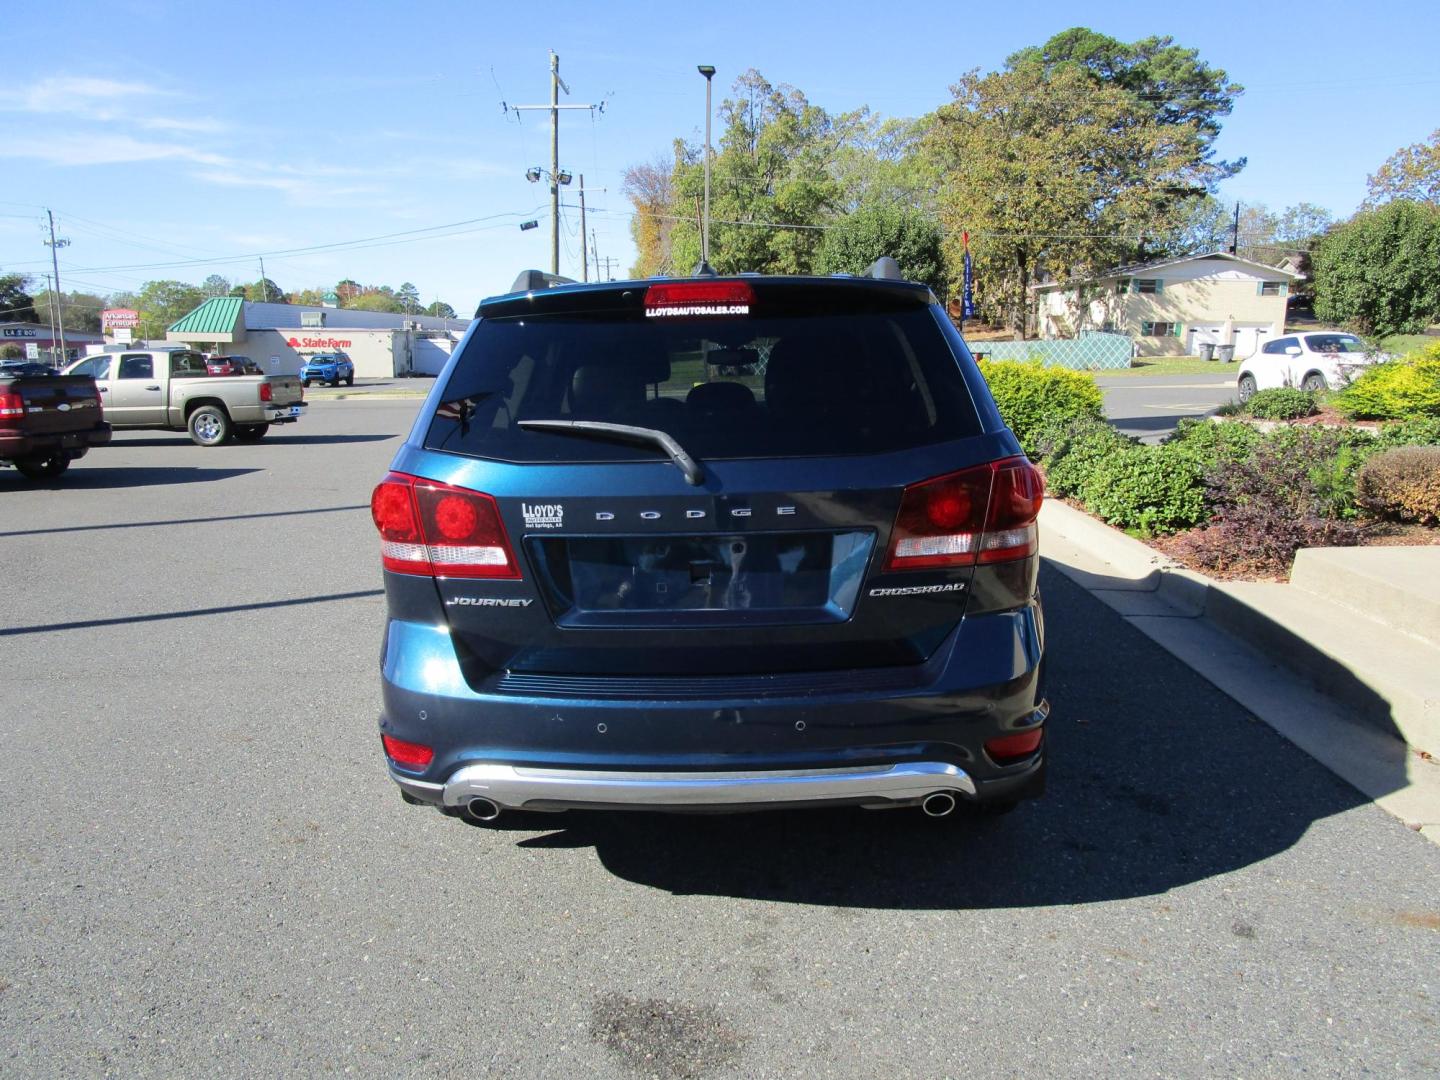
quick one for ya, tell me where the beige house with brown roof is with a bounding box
[1032,252,1300,359]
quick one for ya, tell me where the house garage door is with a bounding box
[1232,324,1273,361]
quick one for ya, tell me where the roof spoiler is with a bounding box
[865,257,903,281]
[510,269,578,293]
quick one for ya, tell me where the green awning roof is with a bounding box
[168,296,243,335]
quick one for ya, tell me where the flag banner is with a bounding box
[962,250,975,320]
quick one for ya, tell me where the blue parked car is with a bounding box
[300,352,353,387]
[371,263,1047,825]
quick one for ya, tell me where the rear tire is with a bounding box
[14,453,70,480]
[234,423,269,442]
[188,405,231,446]
[1301,372,1327,392]
[1237,374,1257,403]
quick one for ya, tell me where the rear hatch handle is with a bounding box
[517,419,705,486]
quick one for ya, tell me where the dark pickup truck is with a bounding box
[0,373,111,480]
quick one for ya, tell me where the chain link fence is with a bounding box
[967,332,1134,371]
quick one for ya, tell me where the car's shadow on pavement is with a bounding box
[0,466,262,489]
[456,565,1376,909]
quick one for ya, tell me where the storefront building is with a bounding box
[1,322,106,363]
[160,298,469,378]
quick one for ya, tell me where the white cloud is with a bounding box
[0,134,233,168]
[4,75,227,136]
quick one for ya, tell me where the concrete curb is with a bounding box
[1039,497,1440,844]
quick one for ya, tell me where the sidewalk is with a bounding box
[1039,498,1440,844]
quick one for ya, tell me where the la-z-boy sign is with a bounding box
[286,335,353,351]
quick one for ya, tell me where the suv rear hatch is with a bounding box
[384,278,1035,679]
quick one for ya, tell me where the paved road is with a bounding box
[2,401,1437,1078]
[1097,372,1238,442]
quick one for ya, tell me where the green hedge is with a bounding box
[977,359,1104,455]
[1331,345,1440,420]
[1245,387,1319,420]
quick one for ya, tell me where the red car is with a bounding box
[205,355,262,376]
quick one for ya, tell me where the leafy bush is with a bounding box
[1163,418,1262,475]
[1031,416,1132,498]
[1355,446,1440,525]
[1078,444,1207,534]
[1244,387,1319,420]
[1330,346,1440,420]
[1173,428,1363,576]
[1371,414,1440,450]
[977,359,1104,455]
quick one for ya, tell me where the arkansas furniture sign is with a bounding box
[102,308,140,329]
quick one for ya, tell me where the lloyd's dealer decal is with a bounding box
[522,503,564,529]
[287,336,354,350]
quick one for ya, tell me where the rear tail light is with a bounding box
[985,727,1044,765]
[259,382,273,402]
[381,734,434,770]
[885,457,1044,571]
[0,390,23,428]
[370,472,521,579]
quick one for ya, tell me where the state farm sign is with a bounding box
[286,335,353,351]
[102,308,140,329]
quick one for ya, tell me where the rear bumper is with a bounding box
[396,759,986,812]
[380,602,1047,812]
[0,424,111,460]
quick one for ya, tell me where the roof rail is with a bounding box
[865,256,903,281]
[511,269,578,293]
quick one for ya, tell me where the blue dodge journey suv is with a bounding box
[372,262,1047,823]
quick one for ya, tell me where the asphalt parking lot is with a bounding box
[2,399,1438,1078]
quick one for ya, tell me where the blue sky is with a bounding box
[3,0,1438,313]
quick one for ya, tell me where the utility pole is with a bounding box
[1230,202,1240,255]
[578,173,589,282]
[258,256,268,302]
[509,53,601,276]
[44,209,69,362]
[591,228,602,280]
[42,273,57,363]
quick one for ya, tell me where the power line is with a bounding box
[10,206,550,276]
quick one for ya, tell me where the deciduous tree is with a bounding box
[1313,200,1440,335]
[1366,129,1440,207]
[926,30,1242,334]
[667,70,848,275]
[136,280,205,339]
[0,274,38,324]
[814,199,946,296]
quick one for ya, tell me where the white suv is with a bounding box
[1236,331,1385,401]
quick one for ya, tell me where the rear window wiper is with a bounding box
[517,419,705,486]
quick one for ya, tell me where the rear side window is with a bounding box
[425,306,980,463]
[170,351,209,376]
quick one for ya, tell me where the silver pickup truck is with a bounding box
[65,348,306,446]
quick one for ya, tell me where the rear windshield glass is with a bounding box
[425,307,980,462]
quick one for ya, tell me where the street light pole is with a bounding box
[697,66,716,270]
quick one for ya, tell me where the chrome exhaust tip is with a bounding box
[921,792,957,818]
[465,796,502,822]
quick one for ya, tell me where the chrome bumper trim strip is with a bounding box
[438,760,976,811]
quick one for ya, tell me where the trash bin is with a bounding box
[1199,343,1216,361]
[1217,344,1236,363]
